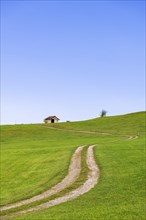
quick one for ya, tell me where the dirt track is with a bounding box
[0,146,84,211]
[1,127,137,219]
[1,145,100,219]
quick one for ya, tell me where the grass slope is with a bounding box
[0,111,145,219]
[48,111,146,136]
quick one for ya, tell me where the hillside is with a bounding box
[44,111,146,136]
[0,111,145,220]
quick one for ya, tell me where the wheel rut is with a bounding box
[0,146,84,211]
[1,127,137,219]
[1,145,100,219]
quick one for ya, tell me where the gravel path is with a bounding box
[0,146,84,211]
[1,145,100,219]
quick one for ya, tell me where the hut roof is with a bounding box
[44,116,60,120]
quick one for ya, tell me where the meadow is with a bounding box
[0,112,145,219]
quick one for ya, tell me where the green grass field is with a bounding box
[0,112,145,219]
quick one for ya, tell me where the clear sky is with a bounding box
[1,0,145,124]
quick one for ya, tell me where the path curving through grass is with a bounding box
[0,126,138,219]
[1,145,100,219]
[0,146,84,211]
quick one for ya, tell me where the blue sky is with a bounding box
[1,0,145,124]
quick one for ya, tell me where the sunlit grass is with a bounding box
[0,112,145,219]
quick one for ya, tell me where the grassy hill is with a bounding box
[47,111,146,136]
[0,111,145,219]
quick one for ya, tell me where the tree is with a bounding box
[100,110,107,117]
